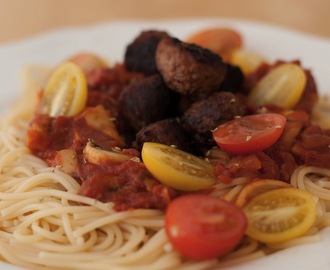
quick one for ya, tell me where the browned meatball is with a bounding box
[124,30,170,75]
[156,37,227,100]
[219,63,244,93]
[117,75,175,133]
[135,118,192,153]
[181,92,246,149]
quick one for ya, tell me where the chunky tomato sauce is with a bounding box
[26,38,330,211]
[210,63,330,184]
[27,64,180,211]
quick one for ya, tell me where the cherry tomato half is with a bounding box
[213,113,286,155]
[165,194,247,260]
[244,187,316,243]
[40,62,87,117]
[186,28,242,61]
[142,142,215,191]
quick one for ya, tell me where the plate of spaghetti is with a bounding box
[1,18,330,270]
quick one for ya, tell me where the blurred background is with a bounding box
[1,0,330,44]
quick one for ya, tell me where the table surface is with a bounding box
[1,0,330,44]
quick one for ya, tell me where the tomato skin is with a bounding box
[165,194,247,260]
[213,113,286,155]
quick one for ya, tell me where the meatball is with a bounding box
[117,74,174,133]
[181,92,246,149]
[156,37,227,100]
[124,30,170,75]
[135,118,192,153]
[219,63,244,93]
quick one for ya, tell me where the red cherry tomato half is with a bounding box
[212,113,286,155]
[165,194,247,260]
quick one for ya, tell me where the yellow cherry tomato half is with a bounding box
[40,62,88,117]
[230,49,267,75]
[248,63,307,109]
[141,142,215,191]
[244,187,316,243]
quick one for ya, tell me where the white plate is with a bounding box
[1,18,330,270]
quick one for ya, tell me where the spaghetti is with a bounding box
[0,87,221,269]
[1,78,330,270]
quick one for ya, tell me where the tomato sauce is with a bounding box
[25,44,329,211]
[26,65,182,211]
[211,108,330,184]
[211,61,328,184]
[78,159,179,211]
